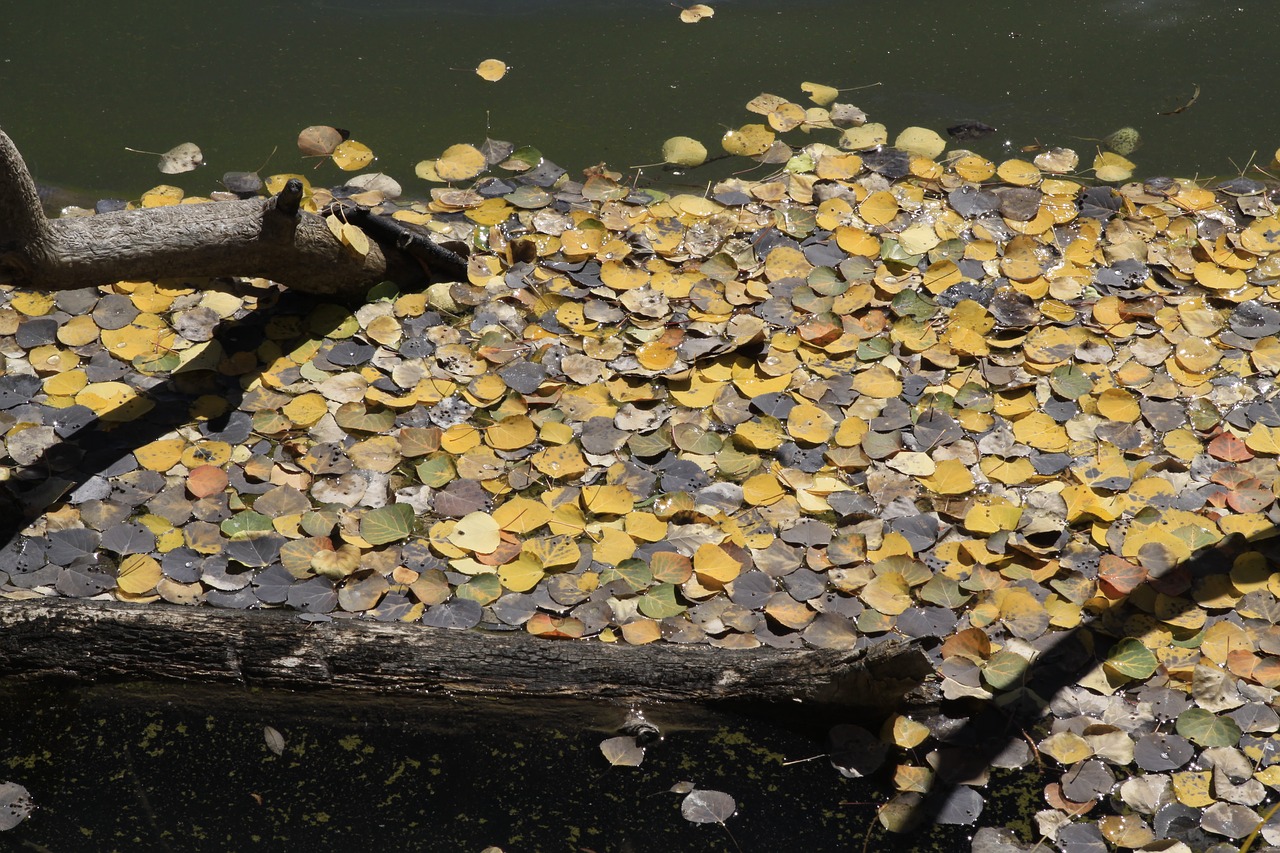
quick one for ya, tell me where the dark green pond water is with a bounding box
[2,0,1277,202]
[0,681,1043,852]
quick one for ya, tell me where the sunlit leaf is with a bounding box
[331,139,374,171]
[359,504,414,546]
[678,4,714,23]
[298,125,344,156]
[158,142,203,174]
[662,136,707,167]
[436,144,487,181]
[475,58,507,82]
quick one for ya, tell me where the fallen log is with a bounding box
[0,127,462,296]
[0,598,936,712]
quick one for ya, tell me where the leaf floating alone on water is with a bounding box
[475,58,507,82]
[263,726,285,756]
[331,139,374,171]
[681,789,735,823]
[0,781,34,831]
[297,125,346,157]
[158,142,203,174]
[600,736,645,767]
[679,4,714,23]
[661,136,708,167]
[800,81,840,106]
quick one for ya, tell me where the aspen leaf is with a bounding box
[475,59,507,81]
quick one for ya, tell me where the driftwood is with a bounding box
[0,598,936,711]
[0,128,463,296]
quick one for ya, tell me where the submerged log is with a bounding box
[0,127,463,296]
[0,598,936,712]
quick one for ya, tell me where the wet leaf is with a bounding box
[475,59,507,82]
[298,125,345,157]
[331,139,374,171]
[158,142,203,174]
[0,781,34,831]
[1176,708,1242,747]
[681,789,735,823]
[263,726,285,756]
[359,504,414,546]
[662,136,707,167]
[678,4,714,23]
[600,735,645,767]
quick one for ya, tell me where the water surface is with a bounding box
[1,0,1274,200]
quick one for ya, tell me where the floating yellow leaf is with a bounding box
[332,139,374,171]
[581,484,635,516]
[918,459,974,495]
[75,381,153,421]
[448,511,501,554]
[1093,150,1135,183]
[786,404,835,444]
[861,572,910,615]
[1193,262,1247,291]
[282,393,328,427]
[661,135,707,167]
[135,439,185,472]
[492,497,552,534]
[693,543,741,586]
[117,554,162,595]
[721,123,774,157]
[475,58,507,81]
[679,3,714,22]
[498,558,544,592]
[742,472,786,506]
[953,155,995,182]
[485,416,537,451]
[894,126,945,159]
[996,159,1040,186]
[435,144,487,181]
[800,81,839,106]
[859,191,899,226]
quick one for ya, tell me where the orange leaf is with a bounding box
[187,465,229,498]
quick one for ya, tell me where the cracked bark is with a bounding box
[0,598,937,713]
[0,127,454,296]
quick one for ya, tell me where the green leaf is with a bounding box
[365,281,400,303]
[454,573,501,606]
[1049,365,1093,399]
[360,504,414,546]
[638,584,686,619]
[415,454,456,488]
[981,650,1029,691]
[599,558,652,593]
[1175,707,1242,747]
[917,574,970,608]
[132,351,181,373]
[1104,638,1159,680]
[220,511,273,541]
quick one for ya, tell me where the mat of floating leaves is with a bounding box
[9,96,1280,845]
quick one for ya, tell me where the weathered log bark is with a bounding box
[0,128,458,296]
[0,598,937,712]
